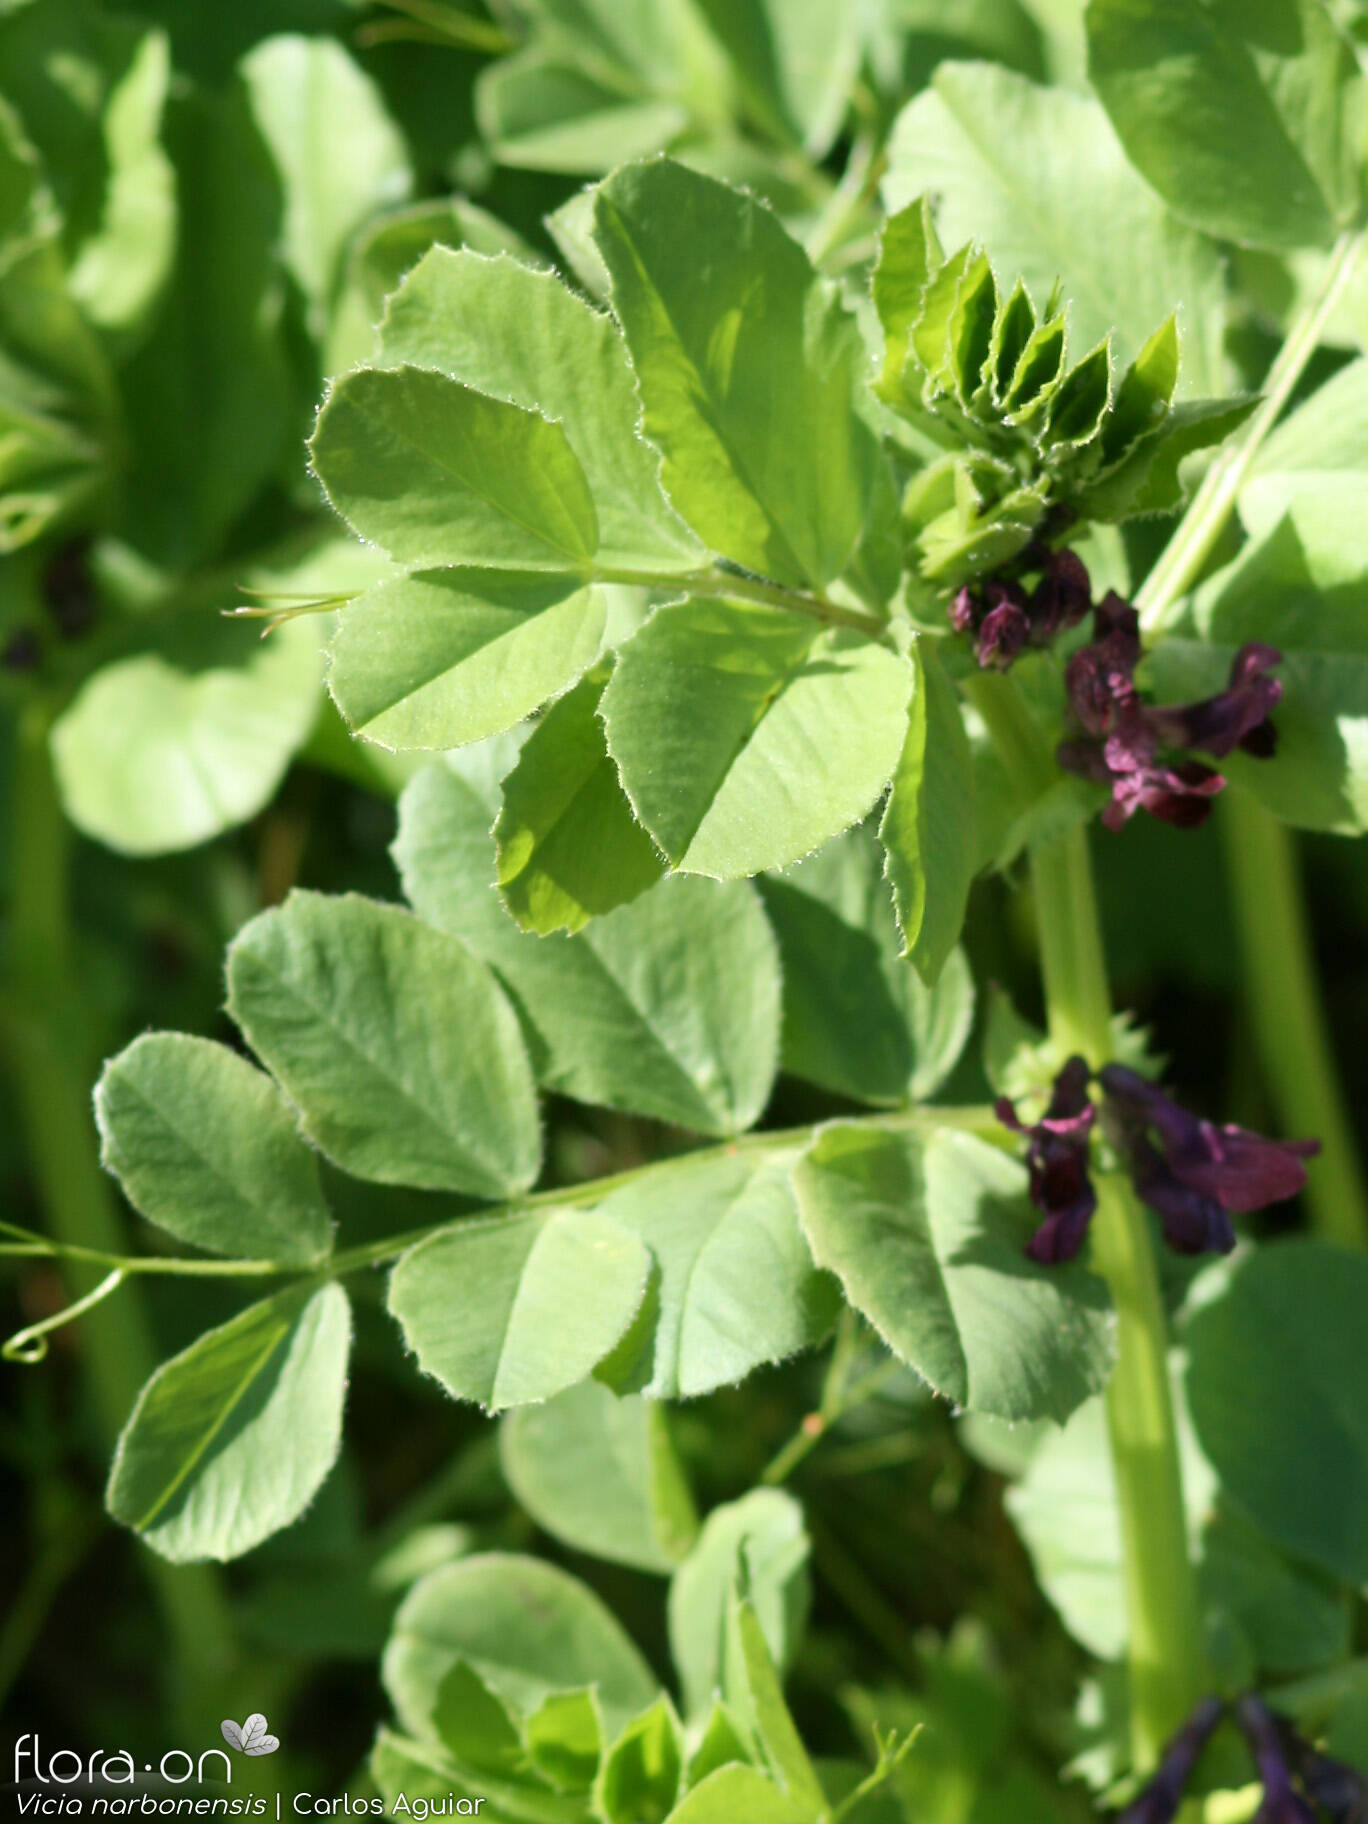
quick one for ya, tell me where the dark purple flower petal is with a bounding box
[1144,642,1284,760]
[1103,758,1224,832]
[1125,1137,1237,1255]
[977,598,1031,669]
[1100,1066,1319,1215]
[950,585,978,633]
[997,1057,1099,1263]
[1030,548,1092,643]
[1066,593,1143,736]
[1118,1698,1226,1824]
[1237,1698,1319,1824]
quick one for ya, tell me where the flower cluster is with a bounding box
[997,1060,1319,1265]
[947,549,1285,830]
[951,547,1092,670]
[1057,592,1283,830]
[1118,1696,1367,1823]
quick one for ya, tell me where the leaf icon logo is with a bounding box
[221,1715,280,1756]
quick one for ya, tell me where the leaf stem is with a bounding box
[0,1105,1005,1287]
[1029,823,1203,1766]
[1219,791,1368,1249]
[0,702,233,1723]
[598,565,892,641]
[1136,228,1362,633]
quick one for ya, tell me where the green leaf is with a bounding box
[226,891,540,1196]
[873,198,945,408]
[370,1731,527,1824]
[106,1283,351,1563]
[377,248,703,575]
[526,1689,603,1793]
[685,1705,751,1789]
[596,1150,841,1399]
[1006,1381,1212,1660]
[389,1207,651,1411]
[113,85,292,568]
[1007,1374,1350,1671]
[430,1662,526,1779]
[1240,354,1368,540]
[494,673,665,934]
[311,366,600,571]
[501,1381,698,1575]
[1086,0,1360,251]
[692,0,861,158]
[597,1697,684,1824]
[668,1489,809,1720]
[725,1595,825,1814]
[327,568,605,752]
[758,826,975,1105]
[326,198,539,378]
[879,640,978,984]
[50,613,321,857]
[602,599,911,877]
[883,62,1228,392]
[384,1554,659,1742]
[477,50,689,175]
[95,1034,331,1265]
[1186,1241,1368,1585]
[1201,1504,1351,1677]
[0,4,175,335]
[793,1125,1115,1423]
[394,757,782,1135]
[592,159,878,588]
[662,1766,813,1824]
[240,33,410,335]
[64,24,175,334]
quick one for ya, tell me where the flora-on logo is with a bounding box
[220,1719,278,1758]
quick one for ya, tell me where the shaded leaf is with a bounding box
[96,1034,332,1265]
[793,1124,1114,1422]
[226,891,541,1196]
[106,1284,350,1563]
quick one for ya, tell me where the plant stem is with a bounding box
[0,1103,1007,1290]
[1136,229,1362,633]
[1029,823,1203,1767]
[1,702,232,1723]
[1219,791,1368,1249]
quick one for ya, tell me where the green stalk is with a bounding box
[1029,823,1204,1766]
[1136,229,1362,634]
[2,702,232,1724]
[1220,791,1368,1249]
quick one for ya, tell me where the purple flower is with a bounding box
[1101,1066,1319,1216]
[948,548,1093,669]
[1118,1697,1226,1823]
[1030,547,1092,642]
[1056,593,1283,831]
[996,1056,1098,1263]
[977,590,1032,669]
[1145,643,1284,760]
[1236,1698,1319,1824]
